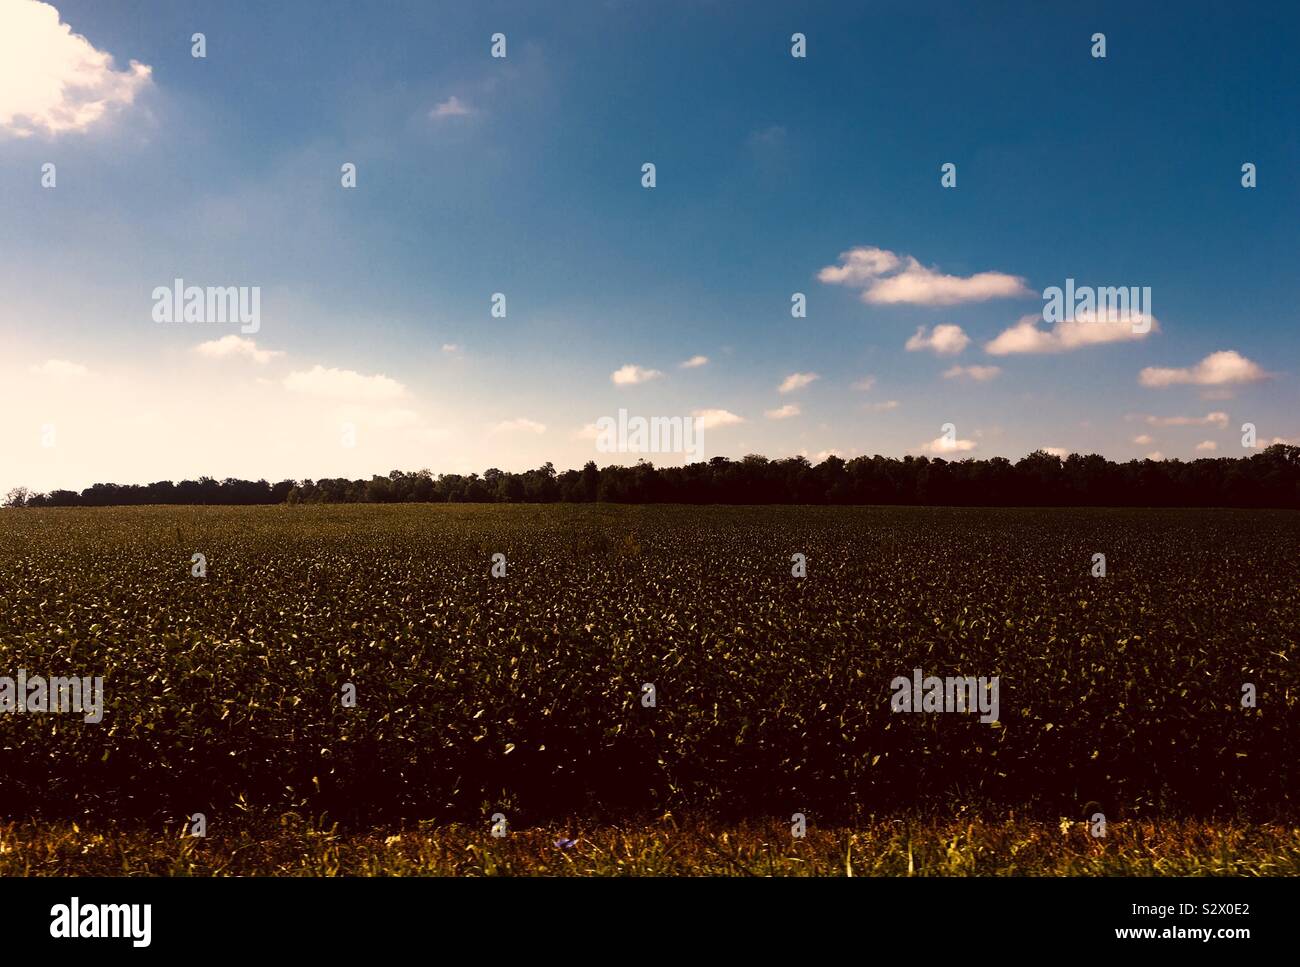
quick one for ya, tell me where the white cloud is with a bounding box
[1139,350,1268,388]
[942,364,1001,382]
[778,372,819,394]
[918,435,977,455]
[0,0,152,138]
[194,335,283,365]
[1195,440,1218,452]
[1241,435,1291,450]
[811,449,851,463]
[429,95,472,119]
[441,343,461,354]
[490,417,546,434]
[692,408,744,430]
[611,363,663,386]
[851,376,876,391]
[985,311,1158,355]
[1042,447,1070,459]
[1146,451,1166,461]
[765,404,800,420]
[29,358,87,377]
[283,365,407,401]
[866,400,901,412]
[905,324,969,356]
[818,246,1031,306]
[679,355,709,369]
[1252,436,1293,449]
[1144,412,1229,428]
[1133,434,1153,445]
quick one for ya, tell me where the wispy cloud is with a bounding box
[943,364,1001,382]
[778,372,819,394]
[283,365,407,401]
[865,400,901,412]
[429,95,472,119]
[490,417,546,434]
[747,124,786,147]
[679,355,709,369]
[985,312,1158,355]
[29,358,87,377]
[851,376,876,391]
[1143,412,1229,428]
[818,246,1031,306]
[765,404,800,420]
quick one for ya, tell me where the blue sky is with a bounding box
[2,0,1297,492]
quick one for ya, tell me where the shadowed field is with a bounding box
[1,504,1297,874]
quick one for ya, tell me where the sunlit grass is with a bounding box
[4,815,1297,876]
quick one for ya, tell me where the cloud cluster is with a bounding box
[917,435,977,455]
[0,0,152,138]
[611,363,663,386]
[692,408,743,430]
[905,324,969,356]
[765,404,800,420]
[942,364,1001,382]
[1143,412,1229,428]
[1139,350,1268,388]
[985,312,1158,355]
[195,335,283,365]
[818,246,1031,306]
[283,365,407,401]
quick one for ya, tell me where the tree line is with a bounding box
[6,444,1300,508]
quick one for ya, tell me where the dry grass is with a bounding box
[3,815,1297,876]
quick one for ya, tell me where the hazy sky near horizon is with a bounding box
[2,0,1298,494]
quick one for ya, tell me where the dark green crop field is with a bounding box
[1,504,1297,874]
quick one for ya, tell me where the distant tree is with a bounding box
[21,444,1300,509]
